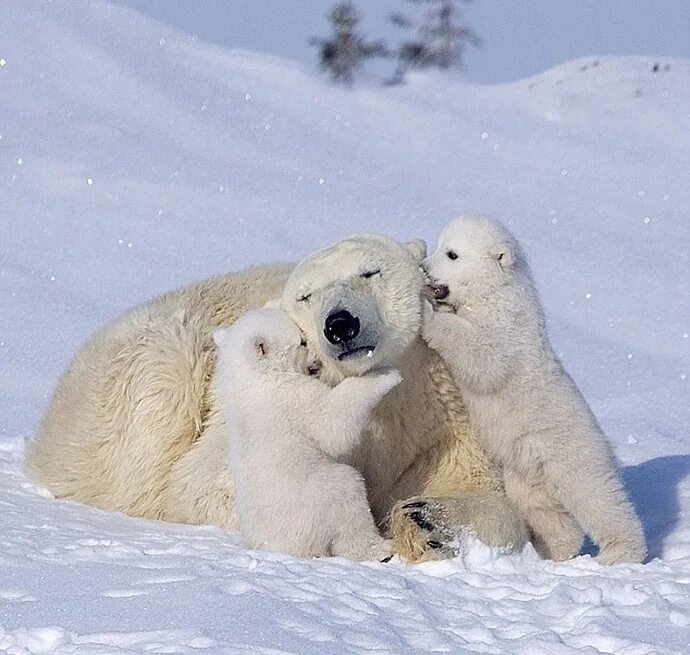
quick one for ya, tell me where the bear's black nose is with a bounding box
[324,309,360,345]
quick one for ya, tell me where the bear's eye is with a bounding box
[446,250,458,261]
[297,293,311,303]
[300,338,307,347]
[361,269,381,279]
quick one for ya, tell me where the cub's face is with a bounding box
[262,331,314,376]
[279,234,427,382]
[424,215,517,309]
[214,308,319,378]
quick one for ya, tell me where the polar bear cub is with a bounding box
[422,216,645,565]
[213,307,401,561]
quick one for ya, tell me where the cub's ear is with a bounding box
[406,238,427,262]
[212,327,231,348]
[263,297,281,309]
[491,242,515,270]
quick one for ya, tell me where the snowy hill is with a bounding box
[1,1,689,653]
[110,0,690,84]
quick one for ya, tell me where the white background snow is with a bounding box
[1,1,688,653]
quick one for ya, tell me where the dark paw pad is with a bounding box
[401,499,454,542]
[391,497,458,562]
[407,511,436,532]
[401,500,427,510]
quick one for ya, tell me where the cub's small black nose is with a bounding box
[324,309,360,345]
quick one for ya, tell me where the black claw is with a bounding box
[380,555,393,563]
[402,500,427,510]
[407,511,435,532]
[427,540,444,549]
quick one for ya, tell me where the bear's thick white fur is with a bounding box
[25,234,526,562]
[215,307,400,560]
[423,215,646,564]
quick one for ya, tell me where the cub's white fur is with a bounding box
[422,215,646,565]
[214,307,401,560]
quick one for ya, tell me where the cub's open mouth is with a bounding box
[429,283,450,301]
[337,345,376,361]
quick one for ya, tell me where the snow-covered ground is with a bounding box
[1,1,689,653]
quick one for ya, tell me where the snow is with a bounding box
[1,1,689,653]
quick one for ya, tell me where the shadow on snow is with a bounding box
[581,454,690,561]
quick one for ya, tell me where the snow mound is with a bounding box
[0,2,688,654]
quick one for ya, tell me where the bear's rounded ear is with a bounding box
[405,238,427,262]
[263,297,281,309]
[491,243,515,270]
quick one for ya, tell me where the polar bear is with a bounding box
[214,307,400,560]
[25,233,527,563]
[422,215,646,564]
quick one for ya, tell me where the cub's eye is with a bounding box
[446,250,458,261]
[361,269,381,279]
[297,293,311,303]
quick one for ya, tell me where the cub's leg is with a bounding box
[327,468,391,562]
[540,446,645,564]
[503,467,583,561]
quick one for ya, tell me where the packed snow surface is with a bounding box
[1,2,688,653]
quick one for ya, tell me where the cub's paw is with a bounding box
[369,368,403,394]
[528,512,584,562]
[387,497,457,563]
[532,532,583,562]
[377,538,395,563]
[597,537,647,566]
[421,298,435,325]
[336,536,393,563]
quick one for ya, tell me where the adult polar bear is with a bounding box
[26,234,527,561]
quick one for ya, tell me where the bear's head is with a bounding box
[279,234,427,383]
[424,215,525,309]
[213,308,316,377]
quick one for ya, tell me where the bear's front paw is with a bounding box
[387,497,458,563]
[387,492,529,564]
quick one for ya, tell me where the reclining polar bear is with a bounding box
[25,233,527,561]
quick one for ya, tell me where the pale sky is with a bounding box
[114,1,690,82]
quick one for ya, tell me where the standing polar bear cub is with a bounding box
[214,307,401,560]
[423,216,645,565]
